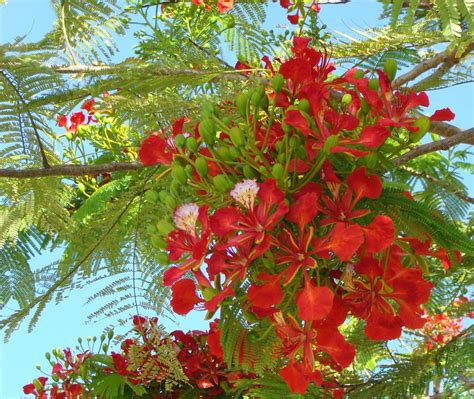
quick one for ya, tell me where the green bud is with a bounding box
[260,94,269,109]
[282,123,292,135]
[275,140,283,152]
[410,116,430,142]
[243,165,257,179]
[271,73,285,92]
[77,182,86,193]
[259,165,267,175]
[65,132,73,140]
[236,92,249,117]
[251,91,262,107]
[164,195,176,209]
[229,146,240,160]
[271,163,284,180]
[52,374,59,382]
[157,220,175,236]
[195,157,209,177]
[229,127,245,147]
[368,78,379,91]
[174,134,186,148]
[107,329,114,340]
[185,164,194,177]
[170,180,180,196]
[144,189,159,203]
[102,343,108,353]
[298,99,310,112]
[100,334,106,342]
[277,153,286,163]
[217,146,232,161]
[171,164,187,184]
[364,152,379,169]
[289,135,300,148]
[353,69,365,79]
[45,352,51,360]
[295,145,307,160]
[242,310,258,323]
[185,137,198,153]
[383,59,398,81]
[146,224,158,234]
[156,251,169,264]
[213,174,230,192]
[198,119,216,145]
[341,93,353,105]
[323,135,339,154]
[202,287,219,301]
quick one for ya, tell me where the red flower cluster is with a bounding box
[191,0,234,13]
[421,312,463,350]
[135,36,458,394]
[57,99,95,134]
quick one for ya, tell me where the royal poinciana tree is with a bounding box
[1,0,473,398]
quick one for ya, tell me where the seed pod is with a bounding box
[217,146,232,161]
[144,189,159,203]
[198,119,216,145]
[271,163,284,180]
[298,99,310,112]
[272,73,285,92]
[251,91,262,107]
[195,157,209,177]
[243,165,257,179]
[185,137,198,152]
[368,78,379,91]
[383,59,397,81]
[172,165,187,184]
[229,127,245,147]
[410,116,430,142]
[174,134,186,148]
[341,93,353,105]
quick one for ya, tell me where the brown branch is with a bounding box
[0,161,144,179]
[53,64,246,79]
[399,166,474,204]
[410,43,474,91]
[393,43,473,88]
[392,128,474,166]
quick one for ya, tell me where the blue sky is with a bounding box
[0,1,473,397]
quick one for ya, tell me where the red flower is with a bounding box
[170,279,203,315]
[247,272,283,309]
[296,279,334,321]
[344,252,433,340]
[210,179,288,259]
[164,204,211,286]
[217,0,234,13]
[138,133,175,166]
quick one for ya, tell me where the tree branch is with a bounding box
[0,161,144,179]
[393,43,473,88]
[392,128,474,166]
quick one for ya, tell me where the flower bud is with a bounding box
[229,127,245,147]
[383,59,397,81]
[213,174,231,192]
[195,157,209,177]
[410,116,430,142]
[271,163,284,180]
[271,73,285,92]
[298,99,310,112]
[198,119,216,145]
[243,165,257,179]
[171,164,187,184]
[185,137,198,152]
[144,190,159,203]
[236,92,249,117]
[323,135,339,154]
[353,69,365,79]
[368,78,379,90]
[341,93,352,105]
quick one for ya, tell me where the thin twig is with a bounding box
[0,161,144,178]
[392,128,474,166]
